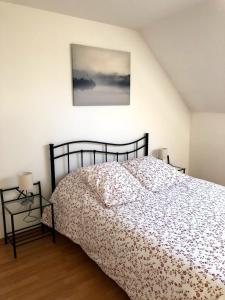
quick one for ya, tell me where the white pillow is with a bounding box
[80,161,146,207]
[122,156,183,192]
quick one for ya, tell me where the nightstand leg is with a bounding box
[3,219,7,245]
[39,183,45,233]
[11,215,17,258]
[1,190,7,244]
[51,204,55,243]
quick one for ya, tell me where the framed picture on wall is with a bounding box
[71,44,130,106]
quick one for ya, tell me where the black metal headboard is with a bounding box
[49,133,149,192]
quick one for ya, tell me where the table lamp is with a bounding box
[158,148,168,162]
[18,172,33,205]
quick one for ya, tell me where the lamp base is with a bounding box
[21,198,33,206]
[21,193,34,206]
[20,193,39,223]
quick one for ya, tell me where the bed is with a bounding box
[43,133,225,300]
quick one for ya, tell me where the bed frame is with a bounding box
[49,133,149,192]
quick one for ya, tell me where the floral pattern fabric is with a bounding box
[42,169,225,300]
[80,161,147,207]
[122,156,184,192]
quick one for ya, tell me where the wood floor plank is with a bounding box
[0,234,129,300]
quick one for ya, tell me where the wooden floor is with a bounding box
[0,234,129,300]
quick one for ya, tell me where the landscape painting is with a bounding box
[71,44,130,106]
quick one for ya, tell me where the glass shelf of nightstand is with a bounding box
[4,195,51,215]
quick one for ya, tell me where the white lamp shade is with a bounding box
[158,148,168,161]
[18,172,33,192]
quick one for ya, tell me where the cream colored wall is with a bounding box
[190,113,225,186]
[0,2,190,237]
[142,0,225,113]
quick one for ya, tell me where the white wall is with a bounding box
[0,2,190,237]
[142,0,225,113]
[190,113,225,186]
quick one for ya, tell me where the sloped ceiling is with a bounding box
[2,0,223,112]
[1,0,204,29]
[142,0,225,112]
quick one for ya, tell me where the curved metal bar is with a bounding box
[53,136,146,149]
[54,145,145,160]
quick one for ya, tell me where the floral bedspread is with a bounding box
[42,171,225,300]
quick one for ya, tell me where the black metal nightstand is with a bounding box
[169,164,186,173]
[167,155,186,174]
[0,181,55,258]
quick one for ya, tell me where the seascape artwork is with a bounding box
[71,44,130,106]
